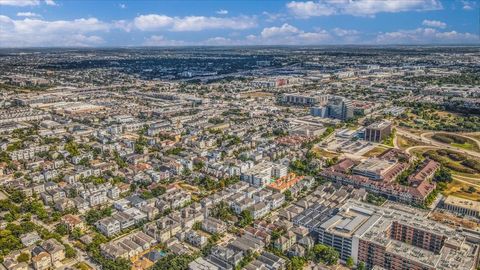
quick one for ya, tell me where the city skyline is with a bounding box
[0,0,479,47]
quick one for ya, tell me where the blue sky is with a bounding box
[0,0,478,47]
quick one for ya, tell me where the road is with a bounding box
[396,128,480,159]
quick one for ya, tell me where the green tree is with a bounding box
[17,252,29,263]
[289,256,305,270]
[311,244,339,265]
[10,190,25,204]
[55,223,69,236]
[64,244,77,258]
[357,261,366,270]
[346,257,354,268]
[238,210,253,228]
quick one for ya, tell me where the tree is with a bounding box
[17,252,29,263]
[346,257,354,268]
[434,166,453,183]
[55,223,69,236]
[71,228,83,239]
[10,190,25,204]
[64,244,77,258]
[357,261,366,270]
[284,190,293,202]
[289,256,306,270]
[238,210,253,228]
[311,244,339,265]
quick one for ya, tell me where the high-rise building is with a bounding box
[365,121,392,142]
[310,95,354,120]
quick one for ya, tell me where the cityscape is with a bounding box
[0,1,479,270]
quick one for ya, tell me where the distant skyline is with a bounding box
[0,0,479,47]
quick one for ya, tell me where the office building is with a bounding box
[365,121,392,142]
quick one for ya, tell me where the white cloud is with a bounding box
[461,0,476,10]
[16,12,41,18]
[0,0,40,6]
[286,1,335,17]
[133,14,174,31]
[259,23,332,44]
[376,27,479,44]
[133,14,256,32]
[216,9,228,15]
[0,15,110,47]
[422,19,446,28]
[113,20,132,32]
[332,27,360,37]
[262,11,287,22]
[171,15,256,31]
[44,0,56,6]
[261,23,301,38]
[119,3,126,9]
[287,0,443,17]
[144,35,186,46]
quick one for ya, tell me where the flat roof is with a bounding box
[444,196,480,212]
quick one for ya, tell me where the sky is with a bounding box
[0,0,479,47]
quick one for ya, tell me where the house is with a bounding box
[140,205,159,221]
[61,214,86,232]
[54,198,74,212]
[96,217,121,237]
[245,252,287,270]
[31,251,51,270]
[231,197,254,215]
[268,193,285,210]
[41,238,65,264]
[113,211,136,230]
[20,232,41,246]
[185,230,208,248]
[2,251,29,270]
[272,231,296,252]
[248,202,270,220]
[202,217,227,234]
[127,195,147,208]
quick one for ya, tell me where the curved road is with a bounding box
[421,132,480,150]
[396,128,480,159]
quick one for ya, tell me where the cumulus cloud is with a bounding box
[134,14,173,31]
[258,23,332,45]
[16,12,41,18]
[119,3,126,9]
[422,19,446,28]
[216,9,228,15]
[376,28,479,44]
[0,15,109,47]
[133,14,256,32]
[0,0,40,6]
[286,1,335,17]
[287,0,443,17]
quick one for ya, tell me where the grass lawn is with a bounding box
[452,142,475,151]
[442,179,480,202]
[453,174,480,186]
[429,133,480,153]
[74,262,93,270]
[363,145,389,158]
[311,147,339,159]
[397,135,425,150]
